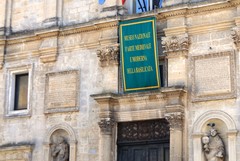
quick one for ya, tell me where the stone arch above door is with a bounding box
[43,123,77,161]
[192,110,238,161]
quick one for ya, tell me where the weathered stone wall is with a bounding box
[11,0,44,32]
[62,0,98,25]
[187,7,239,161]
[0,0,239,161]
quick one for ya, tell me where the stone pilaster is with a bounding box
[92,93,117,161]
[0,0,6,35]
[42,0,60,27]
[0,40,5,69]
[5,0,12,35]
[231,27,240,49]
[165,112,184,161]
[162,34,190,86]
[97,45,119,67]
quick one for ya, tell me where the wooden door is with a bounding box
[117,119,170,161]
[118,143,169,161]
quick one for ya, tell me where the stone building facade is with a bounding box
[0,0,239,161]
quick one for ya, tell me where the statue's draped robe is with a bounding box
[205,135,224,161]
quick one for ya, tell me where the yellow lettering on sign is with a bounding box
[130,56,147,62]
[124,32,151,41]
[127,66,153,74]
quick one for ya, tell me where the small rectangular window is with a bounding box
[5,64,32,117]
[14,73,29,110]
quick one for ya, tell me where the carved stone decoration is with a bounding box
[97,45,119,67]
[51,136,69,161]
[98,118,115,135]
[164,112,183,130]
[231,27,240,49]
[39,37,58,63]
[202,123,225,161]
[117,119,170,143]
[162,35,190,58]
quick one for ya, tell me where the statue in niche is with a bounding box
[202,123,225,161]
[51,136,69,161]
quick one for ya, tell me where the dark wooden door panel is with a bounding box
[119,148,129,161]
[148,148,158,161]
[118,143,169,161]
[133,148,146,161]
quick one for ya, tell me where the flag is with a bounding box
[122,0,126,5]
[99,0,105,5]
[159,0,163,8]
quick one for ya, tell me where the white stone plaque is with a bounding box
[45,70,79,112]
[192,52,236,101]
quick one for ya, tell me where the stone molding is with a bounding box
[97,45,119,67]
[91,87,186,122]
[0,27,5,36]
[231,27,240,49]
[42,17,59,28]
[162,35,190,58]
[188,20,235,35]
[98,118,115,135]
[157,0,240,19]
[164,112,183,130]
[0,144,33,161]
[191,51,236,102]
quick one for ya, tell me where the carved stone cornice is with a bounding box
[157,0,240,19]
[98,118,115,135]
[231,27,240,49]
[97,45,119,67]
[162,35,190,58]
[91,87,186,122]
[164,112,183,130]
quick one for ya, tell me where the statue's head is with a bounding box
[57,136,65,144]
[210,128,217,137]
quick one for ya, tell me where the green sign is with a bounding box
[119,17,160,92]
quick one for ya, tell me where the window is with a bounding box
[14,74,29,110]
[5,65,32,117]
[124,0,163,14]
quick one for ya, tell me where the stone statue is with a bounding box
[202,123,225,161]
[51,136,69,161]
